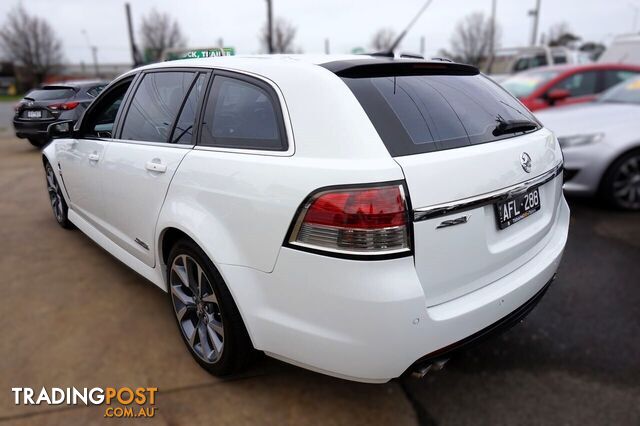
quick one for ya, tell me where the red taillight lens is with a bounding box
[49,101,79,111]
[289,184,411,256]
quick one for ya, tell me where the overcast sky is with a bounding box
[0,0,637,64]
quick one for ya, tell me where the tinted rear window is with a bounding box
[26,88,74,101]
[343,74,539,156]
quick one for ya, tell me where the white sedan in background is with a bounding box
[537,76,640,210]
[41,55,568,383]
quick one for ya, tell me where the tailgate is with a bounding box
[397,128,563,306]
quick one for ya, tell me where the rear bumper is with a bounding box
[219,197,570,383]
[408,273,554,373]
[13,117,56,140]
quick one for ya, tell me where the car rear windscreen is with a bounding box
[26,88,75,101]
[342,74,539,157]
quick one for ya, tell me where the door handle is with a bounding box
[145,161,167,173]
[88,153,100,162]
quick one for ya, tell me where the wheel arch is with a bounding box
[598,144,640,194]
[157,225,258,348]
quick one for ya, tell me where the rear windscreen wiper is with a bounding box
[493,117,539,136]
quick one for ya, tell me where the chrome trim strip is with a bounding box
[413,162,563,222]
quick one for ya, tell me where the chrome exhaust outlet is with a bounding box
[411,364,432,379]
[411,358,448,379]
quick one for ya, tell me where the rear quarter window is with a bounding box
[200,74,287,151]
[343,74,539,156]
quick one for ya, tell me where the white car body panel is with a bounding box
[41,55,569,382]
[99,140,191,267]
[55,138,107,227]
[396,128,563,305]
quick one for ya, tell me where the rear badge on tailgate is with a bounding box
[436,215,470,229]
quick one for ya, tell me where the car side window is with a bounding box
[551,71,598,97]
[121,71,195,143]
[200,75,286,151]
[87,85,106,98]
[603,70,638,91]
[513,54,547,72]
[170,73,206,144]
[81,80,131,138]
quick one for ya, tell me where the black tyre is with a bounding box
[600,149,640,211]
[28,137,47,148]
[44,162,74,229]
[167,238,254,376]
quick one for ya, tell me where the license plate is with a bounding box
[495,188,541,230]
[27,110,42,118]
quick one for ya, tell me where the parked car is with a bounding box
[598,33,640,64]
[41,55,569,383]
[13,80,108,148]
[537,76,640,210]
[501,63,640,112]
[484,46,591,82]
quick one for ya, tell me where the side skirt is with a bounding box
[68,209,166,291]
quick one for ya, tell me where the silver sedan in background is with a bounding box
[536,76,640,210]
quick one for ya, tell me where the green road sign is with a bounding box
[164,47,236,61]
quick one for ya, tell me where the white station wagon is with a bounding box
[42,55,569,383]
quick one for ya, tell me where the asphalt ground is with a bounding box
[1,124,639,425]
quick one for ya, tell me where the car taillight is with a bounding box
[48,102,79,111]
[287,183,411,257]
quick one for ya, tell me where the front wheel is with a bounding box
[167,239,254,376]
[44,162,73,229]
[601,150,640,210]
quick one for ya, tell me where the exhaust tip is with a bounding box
[411,358,449,379]
[411,365,432,379]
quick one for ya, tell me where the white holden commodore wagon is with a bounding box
[42,55,569,383]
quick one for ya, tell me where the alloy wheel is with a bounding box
[611,155,640,210]
[170,254,224,364]
[46,165,64,222]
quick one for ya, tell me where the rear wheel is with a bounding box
[601,150,640,210]
[44,162,73,229]
[167,238,254,376]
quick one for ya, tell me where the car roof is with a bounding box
[41,80,108,89]
[126,54,477,80]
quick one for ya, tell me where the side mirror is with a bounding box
[47,120,74,139]
[546,88,571,104]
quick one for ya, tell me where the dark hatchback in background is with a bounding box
[13,80,107,148]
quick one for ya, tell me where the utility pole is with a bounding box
[489,0,496,57]
[266,0,274,54]
[528,0,541,46]
[324,38,330,54]
[487,0,497,73]
[420,36,425,56]
[125,3,142,66]
[630,4,640,32]
[81,30,100,77]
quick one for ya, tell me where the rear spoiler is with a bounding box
[321,59,479,78]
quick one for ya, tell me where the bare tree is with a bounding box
[0,5,63,86]
[261,18,297,53]
[140,9,186,63]
[370,28,396,51]
[446,12,500,66]
[546,22,580,47]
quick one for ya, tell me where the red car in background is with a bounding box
[500,63,640,111]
